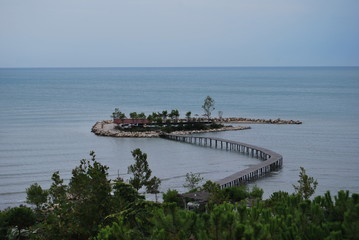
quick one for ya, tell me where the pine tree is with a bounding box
[128,148,152,191]
[293,167,318,200]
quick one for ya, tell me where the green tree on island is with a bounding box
[169,109,180,122]
[148,112,160,124]
[218,110,223,119]
[161,110,168,121]
[185,111,192,121]
[137,112,146,119]
[129,112,139,125]
[202,96,215,120]
[111,108,126,120]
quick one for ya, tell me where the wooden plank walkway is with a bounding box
[160,133,283,189]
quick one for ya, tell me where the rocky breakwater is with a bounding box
[91,120,159,138]
[91,120,251,138]
[171,125,251,135]
[215,117,302,124]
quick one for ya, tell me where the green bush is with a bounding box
[5,206,36,230]
[0,210,8,240]
[163,189,184,208]
[249,185,264,199]
[222,185,249,202]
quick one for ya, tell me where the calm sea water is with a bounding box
[0,67,358,209]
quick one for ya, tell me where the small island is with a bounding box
[91,118,252,138]
[92,97,301,137]
[92,113,302,138]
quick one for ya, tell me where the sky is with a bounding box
[0,0,358,68]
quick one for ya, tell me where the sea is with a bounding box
[0,67,358,209]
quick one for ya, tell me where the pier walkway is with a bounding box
[160,134,283,189]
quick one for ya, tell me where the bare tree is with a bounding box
[202,96,215,120]
[183,172,203,191]
[218,111,223,120]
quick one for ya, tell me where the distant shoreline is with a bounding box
[91,117,301,138]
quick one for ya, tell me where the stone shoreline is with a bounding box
[91,120,251,138]
[209,117,302,124]
[91,117,301,138]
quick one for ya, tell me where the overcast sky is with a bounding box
[0,0,358,68]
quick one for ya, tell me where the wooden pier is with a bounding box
[160,134,283,189]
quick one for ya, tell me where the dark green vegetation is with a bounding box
[113,95,216,125]
[112,96,221,133]
[160,122,223,133]
[112,107,224,133]
[293,167,318,200]
[0,151,358,240]
[116,122,224,133]
[128,148,161,201]
[112,109,188,125]
[111,108,126,120]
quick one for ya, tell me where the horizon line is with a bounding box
[1,65,358,69]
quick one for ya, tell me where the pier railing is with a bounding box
[160,134,283,189]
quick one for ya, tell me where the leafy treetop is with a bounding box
[293,166,318,200]
[202,96,215,119]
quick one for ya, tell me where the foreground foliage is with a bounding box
[97,190,359,240]
[293,166,318,200]
[5,151,145,240]
[0,153,358,240]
